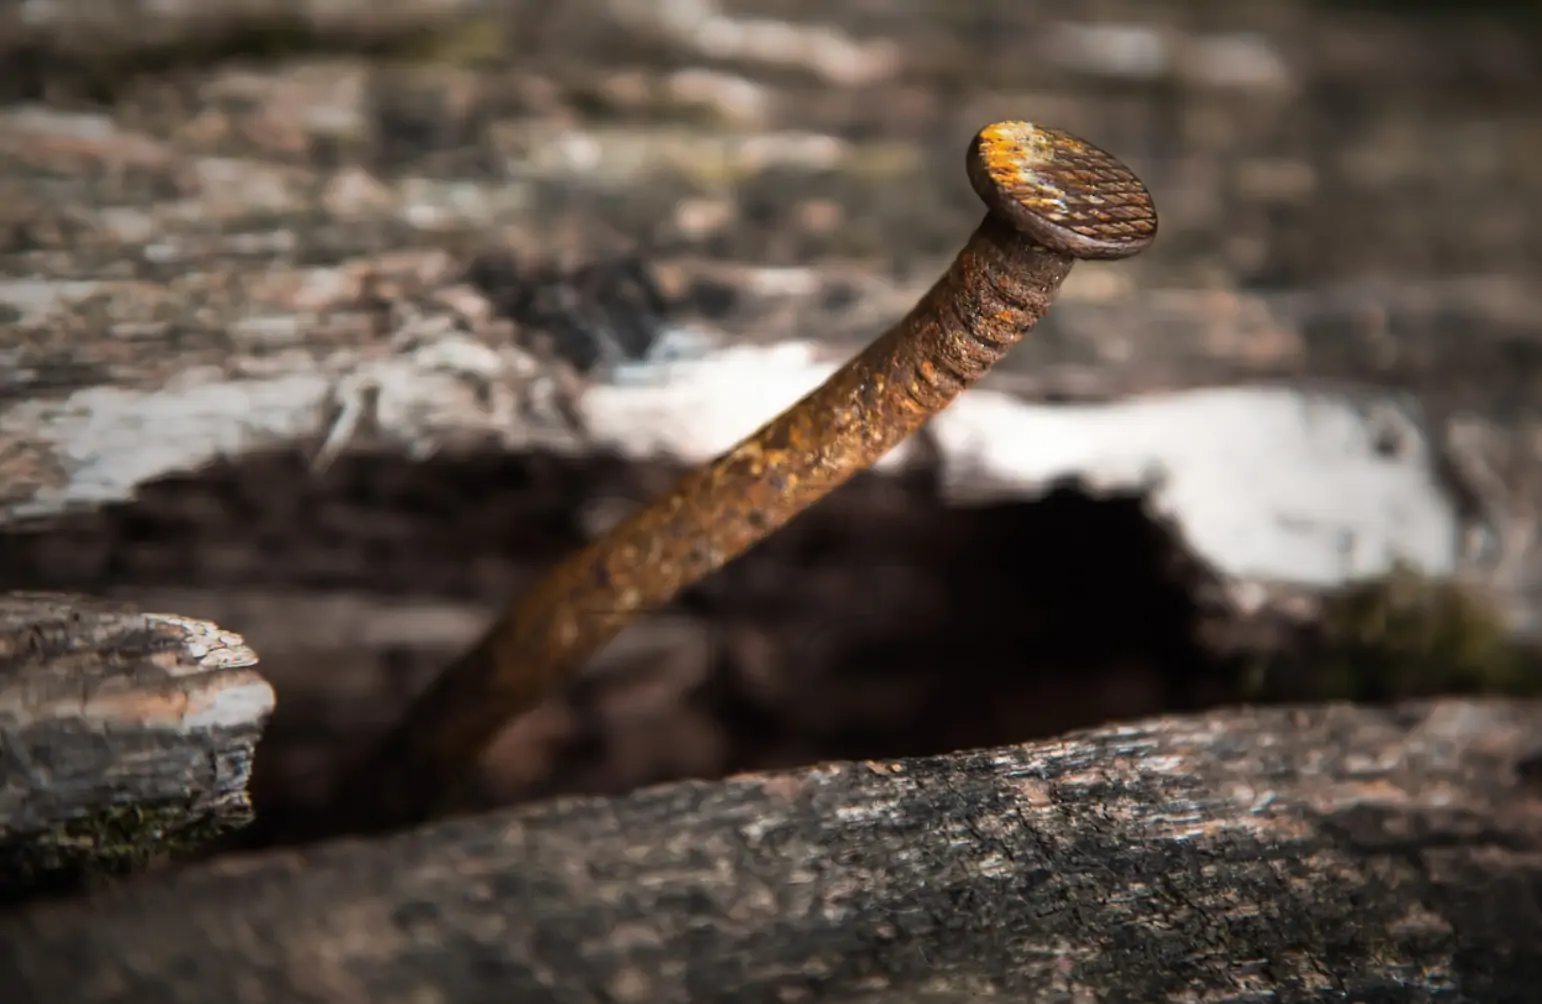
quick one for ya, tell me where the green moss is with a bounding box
[1311,564,1540,702]
[389,14,510,66]
[0,798,252,905]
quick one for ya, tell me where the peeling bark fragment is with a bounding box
[0,593,273,900]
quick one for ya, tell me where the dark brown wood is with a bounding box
[4,698,1541,1002]
[0,593,273,895]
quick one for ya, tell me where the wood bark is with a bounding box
[4,698,1542,1003]
[0,593,273,895]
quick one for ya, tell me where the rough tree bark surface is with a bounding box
[0,593,272,895]
[3,698,1541,1003]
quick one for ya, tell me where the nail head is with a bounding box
[966,121,1158,260]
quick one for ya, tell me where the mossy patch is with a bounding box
[1310,564,1540,701]
[390,14,511,67]
[0,798,252,906]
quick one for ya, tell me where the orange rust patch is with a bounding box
[975,120,1062,181]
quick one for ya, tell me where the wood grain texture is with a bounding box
[5,699,1541,1003]
[4,0,1541,636]
[0,592,273,893]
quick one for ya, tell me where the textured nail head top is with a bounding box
[966,121,1157,260]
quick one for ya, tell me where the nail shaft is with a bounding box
[324,122,1157,835]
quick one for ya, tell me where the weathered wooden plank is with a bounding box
[4,0,1541,844]
[4,698,1540,1003]
[0,593,273,898]
[3,0,1541,638]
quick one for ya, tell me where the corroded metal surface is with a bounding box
[966,122,1157,259]
[329,123,1157,833]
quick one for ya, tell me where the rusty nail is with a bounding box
[327,121,1158,834]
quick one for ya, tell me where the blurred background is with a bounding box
[2,0,1540,838]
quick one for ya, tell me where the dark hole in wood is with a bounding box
[0,449,1245,853]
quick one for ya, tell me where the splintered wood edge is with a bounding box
[0,332,1487,596]
[0,591,275,841]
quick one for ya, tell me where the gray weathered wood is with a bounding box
[0,0,485,55]
[4,0,1542,641]
[4,698,1540,1002]
[0,592,273,894]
